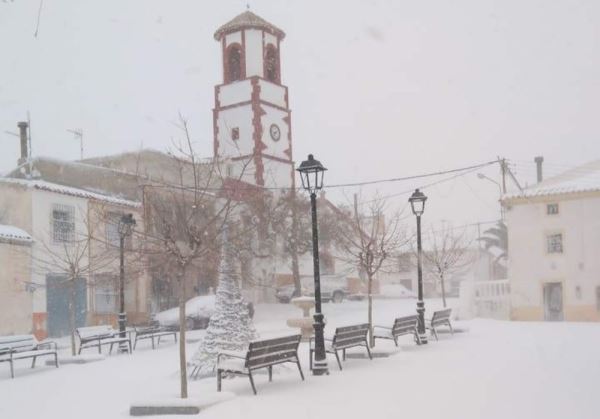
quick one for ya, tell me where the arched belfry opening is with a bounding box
[226,44,244,83]
[264,44,279,83]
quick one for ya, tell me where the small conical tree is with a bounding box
[190,226,257,378]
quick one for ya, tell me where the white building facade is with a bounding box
[504,160,600,321]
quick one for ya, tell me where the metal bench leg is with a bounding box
[98,341,102,354]
[109,343,114,354]
[10,360,14,379]
[414,330,422,345]
[31,356,37,369]
[334,351,343,370]
[174,332,177,343]
[268,365,273,382]
[342,349,346,361]
[217,369,222,392]
[309,348,313,371]
[128,339,132,354]
[54,352,59,368]
[431,326,439,341]
[78,345,82,355]
[248,371,257,395]
[365,344,373,360]
[393,337,399,347]
[296,358,305,381]
[151,336,155,350]
[134,337,138,350]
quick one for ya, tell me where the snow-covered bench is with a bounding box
[216,334,304,395]
[309,323,372,371]
[373,314,421,346]
[76,325,132,354]
[427,308,454,340]
[133,326,177,350]
[0,335,58,378]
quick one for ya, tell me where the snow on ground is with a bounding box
[1,298,599,419]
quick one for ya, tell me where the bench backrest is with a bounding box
[332,324,369,349]
[0,335,38,353]
[392,315,419,335]
[246,335,301,370]
[431,309,452,325]
[76,325,116,340]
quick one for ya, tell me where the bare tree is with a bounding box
[337,194,408,347]
[142,115,248,399]
[422,224,475,307]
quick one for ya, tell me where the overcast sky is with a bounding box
[1,0,599,233]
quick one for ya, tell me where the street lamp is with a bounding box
[297,154,328,376]
[477,173,504,220]
[408,189,428,344]
[118,213,136,353]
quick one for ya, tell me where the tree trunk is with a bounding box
[440,273,447,308]
[69,279,76,356]
[367,273,374,347]
[178,271,188,399]
[291,247,301,297]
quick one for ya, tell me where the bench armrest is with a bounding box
[217,350,246,363]
[373,325,392,331]
[37,340,58,351]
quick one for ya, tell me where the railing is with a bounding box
[459,279,510,320]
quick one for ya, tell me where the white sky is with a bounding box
[1,0,599,233]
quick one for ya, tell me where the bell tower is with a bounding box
[213,11,294,190]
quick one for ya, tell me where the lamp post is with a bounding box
[118,213,136,353]
[408,189,428,344]
[297,154,328,376]
[477,173,504,220]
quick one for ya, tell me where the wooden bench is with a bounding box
[310,323,372,371]
[216,334,304,395]
[76,325,132,354]
[0,335,58,378]
[373,315,421,346]
[427,308,454,340]
[133,326,177,350]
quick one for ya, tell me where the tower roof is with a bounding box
[214,11,285,41]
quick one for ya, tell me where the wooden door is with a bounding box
[543,282,563,321]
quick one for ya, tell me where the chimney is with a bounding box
[534,156,544,183]
[17,121,29,165]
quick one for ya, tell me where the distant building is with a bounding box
[504,159,600,321]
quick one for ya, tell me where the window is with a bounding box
[231,127,239,141]
[547,203,559,215]
[105,212,122,248]
[52,204,75,243]
[227,45,243,82]
[94,275,117,314]
[398,254,412,273]
[264,45,279,83]
[547,233,563,254]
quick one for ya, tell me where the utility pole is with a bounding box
[67,129,83,160]
[498,157,507,194]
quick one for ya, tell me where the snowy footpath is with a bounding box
[1,299,599,419]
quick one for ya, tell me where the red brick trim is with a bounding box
[251,78,266,186]
[216,98,290,113]
[232,153,293,164]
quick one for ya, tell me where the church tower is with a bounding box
[213,11,294,190]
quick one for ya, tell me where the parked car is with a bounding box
[275,276,351,303]
[154,295,254,330]
[377,283,417,299]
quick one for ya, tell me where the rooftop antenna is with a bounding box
[67,128,83,160]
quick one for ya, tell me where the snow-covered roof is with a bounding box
[0,224,32,244]
[0,177,141,208]
[504,159,600,201]
[214,11,285,40]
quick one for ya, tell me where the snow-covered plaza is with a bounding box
[1,299,598,419]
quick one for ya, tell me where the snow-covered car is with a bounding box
[154,295,254,330]
[276,276,351,303]
[378,283,417,299]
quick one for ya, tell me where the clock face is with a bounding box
[269,123,281,142]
